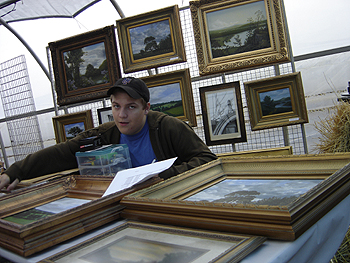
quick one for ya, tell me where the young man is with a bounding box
[0,77,217,191]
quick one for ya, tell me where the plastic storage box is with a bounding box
[75,144,132,176]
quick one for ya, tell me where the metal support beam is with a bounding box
[0,17,50,80]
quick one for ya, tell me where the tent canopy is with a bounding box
[0,0,102,23]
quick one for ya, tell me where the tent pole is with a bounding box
[0,17,50,80]
[109,0,125,18]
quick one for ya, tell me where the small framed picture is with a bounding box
[190,0,290,75]
[199,81,246,146]
[142,69,197,127]
[116,5,186,73]
[97,107,113,124]
[52,110,94,143]
[49,25,122,106]
[244,72,308,130]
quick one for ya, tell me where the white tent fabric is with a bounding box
[0,0,102,23]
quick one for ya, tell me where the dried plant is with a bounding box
[314,101,350,153]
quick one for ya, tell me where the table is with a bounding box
[1,193,350,263]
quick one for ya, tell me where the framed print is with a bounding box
[190,0,290,75]
[244,72,308,131]
[97,107,113,124]
[116,5,186,73]
[0,175,161,257]
[52,110,93,143]
[199,81,246,146]
[121,153,350,240]
[142,69,197,127]
[49,25,121,106]
[40,221,265,263]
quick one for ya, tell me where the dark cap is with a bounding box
[107,77,150,102]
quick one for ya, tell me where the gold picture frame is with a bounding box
[121,153,350,240]
[116,5,186,73]
[52,110,94,143]
[0,175,161,257]
[244,72,308,131]
[39,221,266,263]
[190,0,290,75]
[141,69,197,127]
[199,81,246,145]
[49,25,122,106]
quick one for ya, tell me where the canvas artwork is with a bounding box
[185,179,323,206]
[149,82,184,117]
[259,87,292,116]
[207,0,270,59]
[129,19,173,61]
[64,122,85,140]
[3,197,90,225]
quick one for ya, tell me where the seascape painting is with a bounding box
[129,19,174,61]
[149,82,184,117]
[64,42,109,91]
[259,87,292,116]
[185,179,323,206]
[206,0,271,59]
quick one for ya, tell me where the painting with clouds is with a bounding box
[259,87,292,116]
[185,179,323,206]
[129,19,173,60]
[149,82,184,117]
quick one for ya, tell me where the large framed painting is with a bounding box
[244,72,308,131]
[0,174,161,256]
[190,0,290,75]
[141,69,197,127]
[199,81,246,146]
[39,221,265,263]
[49,25,121,106]
[116,5,186,73]
[121,153,350,240]
[52,110,94,143]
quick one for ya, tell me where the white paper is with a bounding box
[102,157,177,197]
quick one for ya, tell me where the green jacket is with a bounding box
[6,111,217,183]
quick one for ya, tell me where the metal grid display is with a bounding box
[0,55,44,162]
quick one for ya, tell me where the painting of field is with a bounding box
[149,82,184,117]
[206,0,271,59]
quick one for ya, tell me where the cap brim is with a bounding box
[107,85,142,99]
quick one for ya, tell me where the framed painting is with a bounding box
[49,25,121,106]
[190,0,290,75]
[39,221,265,263]
[244,72,308,130]
[121,153,350,240]
[0,174,161,257]
[116,5,186,73]
[199,81,246,146]
[142,69,197,127]
[52,110,94,143]
[97,106,113,124]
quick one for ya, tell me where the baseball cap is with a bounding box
[107,77,150,102]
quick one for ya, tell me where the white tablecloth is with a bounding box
[1,193,350,263]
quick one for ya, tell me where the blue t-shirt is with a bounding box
[120,119,157,167]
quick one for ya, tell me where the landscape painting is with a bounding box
[149,82,184,117]
[80,235,208,263]
[3,197,90,225]
[259,87,292,116]
[129,18,174,61]
[64,121,85,140]
[206,0,270,59]
[63,42,109,91]
[185,179,323,206]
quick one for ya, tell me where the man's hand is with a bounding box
[0,173,19,192]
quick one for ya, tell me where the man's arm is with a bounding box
[0,173,18,192]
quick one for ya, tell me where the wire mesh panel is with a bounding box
[0,55,44,162]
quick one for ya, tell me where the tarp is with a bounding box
[0,0,101,23]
